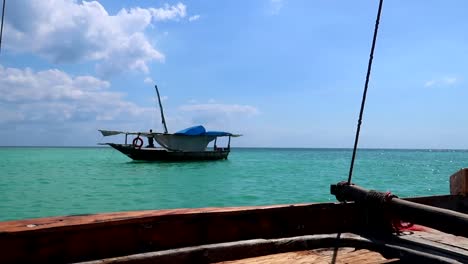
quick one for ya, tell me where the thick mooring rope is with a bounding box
[347,0,384,184]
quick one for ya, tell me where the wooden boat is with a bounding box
[1,169,468,263]
[106,143,230,161]
[100,126,236,161]
[99,85,240,162]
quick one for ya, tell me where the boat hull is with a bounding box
[1,195,468,264]
[108,143,229,161]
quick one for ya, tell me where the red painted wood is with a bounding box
[0,203,362,263]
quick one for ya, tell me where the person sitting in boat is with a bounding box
[147,129,155,148]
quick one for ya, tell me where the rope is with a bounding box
[0,0,5,54]
[364,190,414,233]
[347,0,384,184]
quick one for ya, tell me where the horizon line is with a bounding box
[1,146,467,151]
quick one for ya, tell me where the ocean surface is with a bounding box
[0,147,467,221]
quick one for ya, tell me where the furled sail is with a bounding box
[99,130,153,137]
[154,134,216,151]
[99,130,125,137]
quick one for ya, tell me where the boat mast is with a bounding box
[155,85,168,134]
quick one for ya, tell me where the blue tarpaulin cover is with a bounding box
[175,125,232,137]
[204,131,232,136]
[175,125,206,135]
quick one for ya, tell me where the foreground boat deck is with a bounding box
[1,193,468,263]
[216,248,395,264]
[76,229,468,263]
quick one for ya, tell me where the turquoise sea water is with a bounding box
[0,147,466,221]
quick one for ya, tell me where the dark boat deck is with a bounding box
[75,230,468,263]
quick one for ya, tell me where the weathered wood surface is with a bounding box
[0,203,363,264]
[450,168,468,195]
[393,226,468,263]
[1,195,465,233]
[216,248,396,264]
[76,234,375,264]
[75,230,468,264]
[1,195,468,264]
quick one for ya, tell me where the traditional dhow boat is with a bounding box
[99,125,240,161]
[99,86,241,161]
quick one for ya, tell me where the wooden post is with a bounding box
[450,168,468,195]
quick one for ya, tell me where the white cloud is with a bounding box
[424,76,459,87]
[0,66,258,145]
[178,102,258,126]
[0,65,152,124]
[151,3,186,21]
[180,103,259,116]
[269,0,284,15]
[445,77,457,85]
[5,1,188,76]
[160,102,259,136]
[188,15,201,22]
[424,80,435,87]
[144,77,154,84]
[151,95,168,102]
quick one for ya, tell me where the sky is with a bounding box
[1,0,468,148]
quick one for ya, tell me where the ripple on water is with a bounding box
[0,147,464,221]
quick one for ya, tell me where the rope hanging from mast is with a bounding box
[0,0,6,54]
[347,0,384,184]
[155,85,169,134]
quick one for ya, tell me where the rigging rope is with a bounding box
[347,0,384,184]
[0,0,5,54]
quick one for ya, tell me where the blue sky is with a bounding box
[1,0,468,148]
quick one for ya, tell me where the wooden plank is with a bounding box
[1,205,308,232]
[0,203,363,264]
[394,226,468,261]
[2,194,467,263]
[76,234,389,264]
[450,168,468,195]
[2,195,463,233]
[215,249,394,264]
[75,231,468,264]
